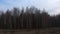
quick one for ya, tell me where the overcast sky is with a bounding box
[0,0,60,15]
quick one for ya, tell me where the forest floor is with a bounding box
[0,27,60,34]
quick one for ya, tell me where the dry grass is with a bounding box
[0,27,60,34]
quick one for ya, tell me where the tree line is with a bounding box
[0,7,60,29]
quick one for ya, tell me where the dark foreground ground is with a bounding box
[0,27,60,34]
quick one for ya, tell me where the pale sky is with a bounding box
[0,0,60,15]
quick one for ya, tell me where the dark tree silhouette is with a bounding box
[0,6,60,29]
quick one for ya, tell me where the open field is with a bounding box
[0,27,60,34]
